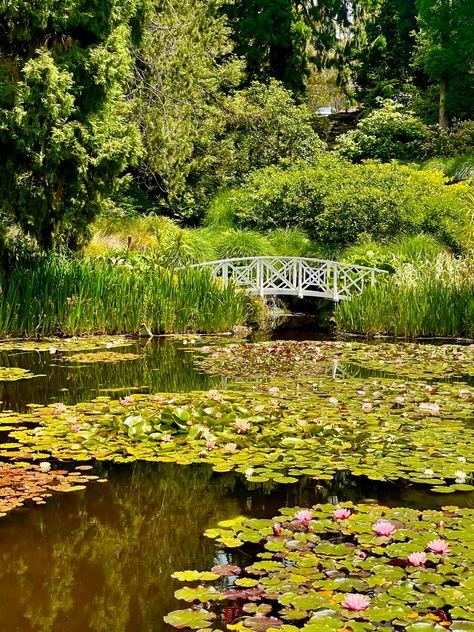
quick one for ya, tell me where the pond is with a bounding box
[0,335,472,631]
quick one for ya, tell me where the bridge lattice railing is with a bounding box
[196,257,388,300]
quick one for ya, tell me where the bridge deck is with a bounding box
[195,257,387,301]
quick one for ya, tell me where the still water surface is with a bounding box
[0,337,472,631]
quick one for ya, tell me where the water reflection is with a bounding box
[0,462,473,631]
[0,335,472,630]
[0,339,219,412]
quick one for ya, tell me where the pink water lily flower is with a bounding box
[234,420,251,433]
[419,402,440,415]
[428,539,449,555]
[268,386,279,393]
[408,552,427,567]
[223,442,237,453]
[374,520,396,536]
[120,396,134,406]
[272,522,282,535]
[362,402,373,412]
[295,509,312,524]
[333,508,351,520]
[342,594,370,611]
[52,402,67,414]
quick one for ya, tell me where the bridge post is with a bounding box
[256,259,264,297]
[333,262,339,301]
[222,261,229,286]
[298,259,303,298]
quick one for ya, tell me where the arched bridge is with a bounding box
[196,257,388,301]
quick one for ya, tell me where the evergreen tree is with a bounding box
[352,0,420,103]
[0,0,145,250]
[224,0,358,96]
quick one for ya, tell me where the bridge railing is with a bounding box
[195,256,388,301]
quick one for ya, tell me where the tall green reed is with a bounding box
[335,254,474,338]
[0,257,253,336]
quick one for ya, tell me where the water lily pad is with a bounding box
[163,609,216,629]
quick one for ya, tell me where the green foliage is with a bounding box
[223,0,312,94]
[135,0,324,222]
[421,155,474,183]
[223,156,472,250]
[424,120,474,157]
[266,227,314,258]
[352,0,420,105]
[0,256,252,336]
[336,253,474,338]
[0,0,145,250]
[342,233,447,271]
[415,0,474,125]
[336,101,429,162]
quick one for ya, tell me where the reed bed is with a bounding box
[335,254,474,338]
[0,257,253,336]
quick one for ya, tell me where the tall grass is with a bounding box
[335,254,474,338]
[0,257,254,336]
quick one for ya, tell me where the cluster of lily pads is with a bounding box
[196,341,474,380]
[61,351,140,364]
[166,502,474,631]
[0,336,133,353]
[4,375,473,492]
[0,461,102,516]
[0,367,38,381]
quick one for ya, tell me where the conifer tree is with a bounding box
[0,0,146,249]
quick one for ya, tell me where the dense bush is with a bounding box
[424,120,474,157]
[222,156,472,250]
[336,102,428,162]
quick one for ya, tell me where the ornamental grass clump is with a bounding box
[335,253,474,338]
[0,256,252,336]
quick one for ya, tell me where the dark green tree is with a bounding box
[0,0,145,250]
[352,0,421,103]
[224,0,359,95]
[415,0,474,127]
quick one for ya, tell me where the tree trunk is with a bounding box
[439,75,448,129]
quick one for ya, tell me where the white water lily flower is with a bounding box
[454,470,467,483]
[244,468,254,479]
[458,456,467,463]
[424,469,435,478]
[39,462,51,472]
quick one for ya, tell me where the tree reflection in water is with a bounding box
[0,462,399,632]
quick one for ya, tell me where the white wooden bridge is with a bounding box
[196,257,387,301]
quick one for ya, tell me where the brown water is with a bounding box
[0,337,472,632]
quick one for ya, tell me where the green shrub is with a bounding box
[336,101,428,162]
[225,156,472,250]
[341,233,447,271]
[211,229,275,260]
[424,120,474,158]
[266,228,314,258]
